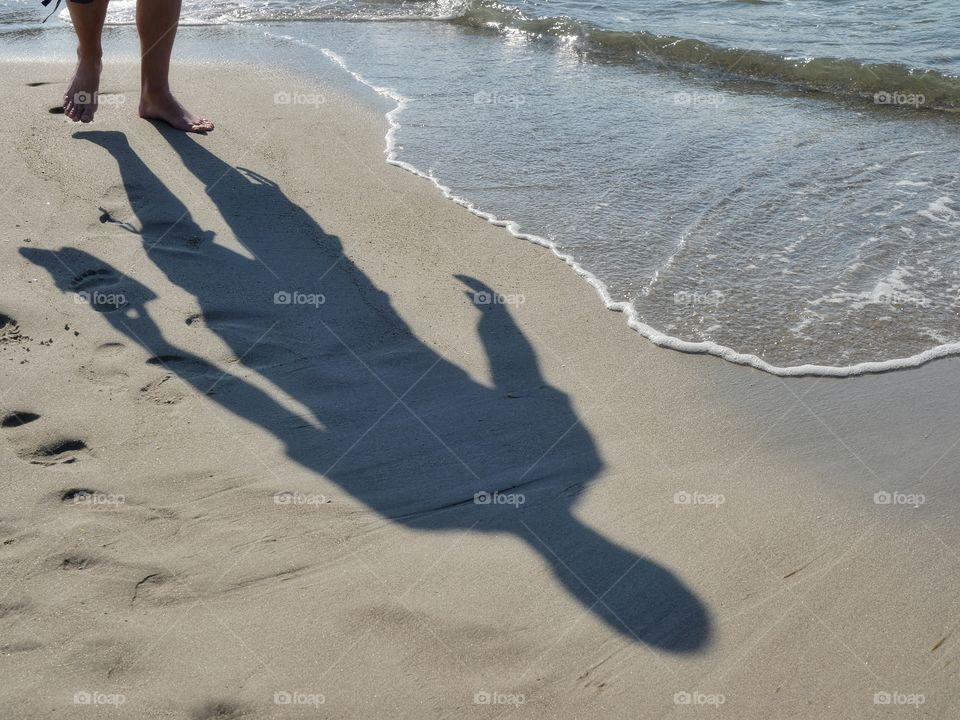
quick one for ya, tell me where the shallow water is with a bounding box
[3,0,960,374]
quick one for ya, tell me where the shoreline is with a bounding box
[2,60,959,718]
[287,36,960,379]
[8,31,960,379]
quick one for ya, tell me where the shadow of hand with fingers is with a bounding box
[23,128,709,652]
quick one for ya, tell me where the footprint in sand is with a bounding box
[69,269,128,313]
[191,700,248,720]
[79,343,201,404]
[184,311,302,370]
[0,313,28,345]
[60,488,98,503]
[1,411,41,428]
[0,600,31,620]
[145,354,212,377]
[97,181,209,253]
[58,555,96,571]
[184,310,270,332]
[0,411,84,466]
[139,374,186,406]
[140,222,212,255]
[140,354,220,405]
[101,181,143,211]
[70,268,119,292]
[21,438,89,466]
[80,342,130,387]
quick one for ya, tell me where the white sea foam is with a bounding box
[270,32,960,377]
[919,196,957,224]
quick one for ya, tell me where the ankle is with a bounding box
[140,84,171,101]
[76,47,103,66]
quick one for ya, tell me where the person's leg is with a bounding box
[64,0,108,123]
[136,0,213,132]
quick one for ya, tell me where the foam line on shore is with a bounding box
[266,31,960,378]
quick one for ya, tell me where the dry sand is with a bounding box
[1,60,959,719]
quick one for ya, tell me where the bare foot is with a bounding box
[138,90,214,133]
[63,56,102,123]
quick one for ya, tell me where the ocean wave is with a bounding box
[37,0,960,111]
[447,1,960,112]
[91,0,470,26]
[277,33,960,376]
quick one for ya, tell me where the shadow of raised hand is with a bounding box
[22,129,709,651]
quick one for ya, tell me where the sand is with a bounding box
[1,60,959,719]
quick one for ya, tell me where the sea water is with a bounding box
[3,0,959,375]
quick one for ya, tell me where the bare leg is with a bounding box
[64,0,108,123]
[136,0,213,133]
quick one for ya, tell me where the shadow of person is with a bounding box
[22,128,709,652]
